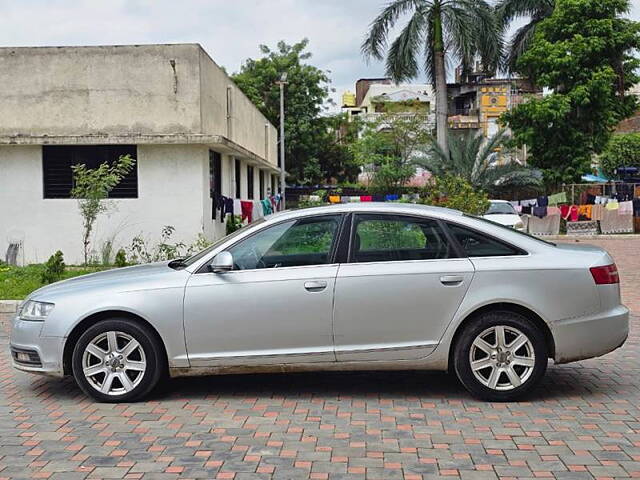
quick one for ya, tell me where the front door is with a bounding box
[184,214,344,366]
[333,213,475,362]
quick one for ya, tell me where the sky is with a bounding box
[0,0,639,110]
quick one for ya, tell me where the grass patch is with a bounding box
[0,264,110,300]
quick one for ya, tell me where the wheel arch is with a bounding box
[448,302,555,371]
[62,310,168,376]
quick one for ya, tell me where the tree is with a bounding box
[420,174,490,215]
[362,0,501,153]
[231,39,334,183]
[418,129,541,194]
[502,0,640,186]
[495,0,555,72]
[350,113,432,193]
[71,155,135,265]
[600,133,640,177]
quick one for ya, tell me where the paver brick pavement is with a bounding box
[0,237,639,479]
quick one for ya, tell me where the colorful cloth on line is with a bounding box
[385,194,399,201]
[261,198,273,216]
[328,195,341,204]
[547,192,567,206]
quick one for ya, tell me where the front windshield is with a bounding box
[486,202,517,215]
[181,218,266,267]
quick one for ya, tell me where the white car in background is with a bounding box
[483,200,524,230]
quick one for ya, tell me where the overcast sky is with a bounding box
[1,0,638,110]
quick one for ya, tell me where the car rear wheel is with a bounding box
[72,319,164,402]
[454,311,548,401]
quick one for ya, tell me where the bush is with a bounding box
[114,248,127,268]
[420,175,490,216]
[41,250,66,284]
[600,133,640,177]
[226,215,244,235]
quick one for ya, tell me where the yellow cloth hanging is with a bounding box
[328,195,341,204]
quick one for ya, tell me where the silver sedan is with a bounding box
[10,203,629,402]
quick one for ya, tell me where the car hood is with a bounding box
[482,214,521,226]
[29,261,176,300]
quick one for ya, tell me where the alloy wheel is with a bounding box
[469,325,535,391]
[81,331,147,396]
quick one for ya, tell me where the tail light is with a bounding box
[590,264,619,285]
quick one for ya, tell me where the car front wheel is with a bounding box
[454,311,548,401]
[72,319,164,402]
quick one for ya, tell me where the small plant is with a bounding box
[71,154,136,265]
[186,234,213,255]
[114,248,127,268]
[100,239,114,266]
[41,250,66,284]
[420,174,490,216]
[226,215,244,235]
[127,226,187,264]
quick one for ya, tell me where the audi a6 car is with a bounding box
[10,203,628,402]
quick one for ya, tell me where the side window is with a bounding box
[228,215,342,270]
[351,214,452,263]
[447,223,523,257]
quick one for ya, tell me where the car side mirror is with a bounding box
[210,251,234,273]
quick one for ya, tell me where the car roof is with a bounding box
[266,202,463,223]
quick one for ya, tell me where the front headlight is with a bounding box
[514,221,524,230]
[19,300,55,321]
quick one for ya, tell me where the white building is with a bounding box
[0,44,279,265]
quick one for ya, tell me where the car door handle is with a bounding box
[304,281,327,292]
[440,275,464,286]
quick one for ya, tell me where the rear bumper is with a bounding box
[552,305,629,364]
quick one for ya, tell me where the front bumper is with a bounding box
[9,317,65,377]
[552,305,629,364]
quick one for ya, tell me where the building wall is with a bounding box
[0,144,208,265]
[0,45,202,136]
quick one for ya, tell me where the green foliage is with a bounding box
[232,40,357,183]
[114,248,127,268]
[127,226,184,264]
[600,133,640,177]
[71,154,136,265]
[496,0,555,72]
[298,189,328,208]
[350,113,432,194]
[41,250,65,285]
[357,219,426,250]
[226,215,245,235]
[420,174,490,215]
[419,129,541,194]
[0,264,108,300]
[503,0,640,186]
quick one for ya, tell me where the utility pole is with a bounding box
[276,72,288,210]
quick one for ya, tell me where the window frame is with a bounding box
[197,213,348,273]
[443,221,529,258]
[234,158,241,198]
[247,165,254,200]
[42,145,138,199]
[346,213,463,264]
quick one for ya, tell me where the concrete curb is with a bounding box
[0,300,20,314]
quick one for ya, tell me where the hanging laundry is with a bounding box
[240,201,253,222]
[586,194,596,205]
[568,205,579,222]
[591,204,604,221]
[308,195,321,202]
[577,205,592,220]
[328,195,341,204]
[372,194,385,202]
[522,206,532,215]
[252,201,263,221]
[349,196,361,203]
[532,206,547,218]
[261,198,273,216]
[385,194,399,201]
[224,197,234,217]
[547,206,561,217]
[547,192,567,206]
[536,196,549,207]
[514,205,522,213]
[606,200,619,210]
[560,204,570,219]
[528,214,561,235]
[619,200,633,215]
[360,195,372,202]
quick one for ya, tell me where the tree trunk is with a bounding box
[433,8,448,155]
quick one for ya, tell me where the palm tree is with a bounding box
[362,0,502,154]
[417,129,541,192]
[495,0,554,72]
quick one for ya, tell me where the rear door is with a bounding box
[333,213,475,361]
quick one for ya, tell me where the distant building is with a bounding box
[0,44,279,264]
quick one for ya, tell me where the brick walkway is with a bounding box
[1,238,639,480]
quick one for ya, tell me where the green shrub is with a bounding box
[600,133,640,177]
[420,175,490,216]
[41,250,66,284]
[114,248,127,268]
[226,215,244,235]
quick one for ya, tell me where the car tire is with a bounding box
[72,319,165,403]
[453,311,548,401]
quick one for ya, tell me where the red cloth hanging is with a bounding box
[560,204,570,219]
[360,195,373,202]
[241,201,253,223]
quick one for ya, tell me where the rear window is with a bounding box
[447,223,524,257]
